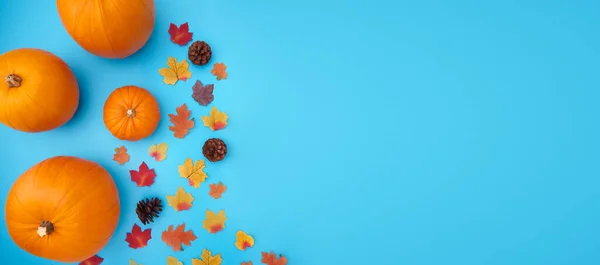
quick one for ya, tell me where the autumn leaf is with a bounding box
[203,209,226,233]
[211,62,228,80]
[125,224,152,249]
[178,158,208,188]
[79,255,103,265]
[235,230,255,251]
[159,57,192,85]
[192,80,214,106]
[167,256,183,265]
[167,186,194,211]
[129,162,156,187]
[113,146,130,165]
[241,262,253,265]
[209,182,227,199]
[169,104,195,138]
[261,252,288,265]
[129,259,143,265]
[161,223,197,252]
[191,248,223,265]
[201,106,228,131]
[169,22,193,46]
[148,143,168,162]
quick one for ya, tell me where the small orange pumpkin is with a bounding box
[56,0,156,58]
[103,85,160,141]
[0,48,79,132]
[4,156,120,263]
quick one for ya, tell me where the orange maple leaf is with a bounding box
[241,262,253,265]
[113,146,130,165]
[261,252,287,265]
[161,223,197,252]
[211,63,228,80]
[169,104,195,138]
[209,182,227,199]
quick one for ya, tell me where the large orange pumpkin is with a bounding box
[4,156,120,263]
[56,0,156,59]
[0,48,79,132]
[103,85,161,141]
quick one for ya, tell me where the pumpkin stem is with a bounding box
[5,74,22,88]
[126,108,136,118]
[37,220,54,237]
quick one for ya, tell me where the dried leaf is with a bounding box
[125,224,152,249]
[113,146,130,165]
[235,230,255,251]
[211,63,228,80]
[167,186,194,211]
[178,158,208,188]
[192,80,214,106]
[191,248,223,265]
[203,209,226,234]
[169,104,195,138]
[129,259,143,265]
[261,252,288,265]
[129,162,156,187]
[241,262,254,265]
[209,182,227,199]
[169,22,193,46]
[79,255,103,265]
[148,143,168,162]
[201,106,228,131]
[159,57,192,85]
[161,223,197,252]
[167,256,183,265]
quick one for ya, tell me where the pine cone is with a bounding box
[203,138,227,162]
[188,41,212,66]
[136,197,163,225]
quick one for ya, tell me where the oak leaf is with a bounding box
[167,256,183,265]
[203,209,226,233]
[169,104,195,138]
[211,62,228,80]
[201,106,228,131]
[129,259,143,265]
[161,223,197,252]
[159,57,192,85]
[79,255,103,265]
[169,22,193,46]
[235,230,255,251]
[167,186,194,211]
[192,80,214,106]
[178,158,208,188]
[191,248,222,265]
[129,162,156,187]
[209,182,227,199]
[125,224,152,249]
[148,143,168,162]
[113,146,130,165]
[261,252,288,265]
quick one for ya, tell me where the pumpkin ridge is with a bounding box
[95,0,118,56]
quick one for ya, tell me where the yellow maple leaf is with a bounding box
[148,143,168,162]
[191,248,223,265]
[178,158,208,188]
[167,256,183,265]
[201,106,228,131]
[159,57,192,85]
[166,186,194,211]
[203,209,226,233]
[129,259,143,265]
[235,230,255,251]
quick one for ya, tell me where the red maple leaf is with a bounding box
[261,252,288,265]
[125,224,152,249]
[79,255,103,265]
[129,162,156,187]
[168,22,193,45]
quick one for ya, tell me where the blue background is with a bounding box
[1,0,599,264]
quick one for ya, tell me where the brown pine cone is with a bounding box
[203,138,227,162]
[188,41,212,66]
[136,197,163,225]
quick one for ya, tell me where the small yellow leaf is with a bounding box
[149,143,168,162]
[235,230,255,251]
[203,209,226,233]
[191,248,223,265]
[130,259,143,265]
[178,158,208,188]
[201,106,229,131]
[167,186,194,211]
[167,256,183,265]
[159,57,192,85]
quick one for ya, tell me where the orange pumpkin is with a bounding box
[56,0,156,59]
[103,85,160,141]
[0,48,79,132]
[4,156,120,263]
